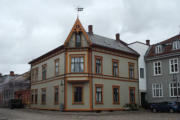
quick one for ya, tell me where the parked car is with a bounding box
[150,102,180,113]
[8,99,24,109]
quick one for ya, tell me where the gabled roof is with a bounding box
[64,17,92,46]
[128,41,148,46]
[145,34,180,58]
[88,33,139,55]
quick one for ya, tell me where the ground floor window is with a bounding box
[95,84,103,104]
[35,89,38,104]
[31,90,34,104]
[152,83,163,97]
[169,82,180,97]
[113,86,120,104]
[41,88,46,105]
[129,87,135,104]
[54,86,59,104]
[73,85,83,104]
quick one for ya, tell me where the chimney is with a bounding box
[116,33,120,40]
[146,40,150,46]
[10,71,14,76]
[88,25,93,34]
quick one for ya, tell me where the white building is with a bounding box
[128,40,150,107]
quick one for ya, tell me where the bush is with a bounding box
[123,103,138,111]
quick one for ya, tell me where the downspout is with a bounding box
[63,48,66,111]
[90,48,94,111]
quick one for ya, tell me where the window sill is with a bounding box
[72,102,84,105]
[113,75,119,78]
[69,72,86,74]
[169,72,179,74]
[113,102,120,104]
[170,96,180,98]
[153,74,163,77]
[94,73,103,75]
[95,102,104,105]
[152,96,163,98]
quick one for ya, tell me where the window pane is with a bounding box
[74,87,82,102]
[71,57,84,73]
[76,34,81,47]
[140,68,144,78]
[96,87,102,103]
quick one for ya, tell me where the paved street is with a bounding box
[0,108,180,120]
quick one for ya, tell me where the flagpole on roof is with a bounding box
[76,7,83,18]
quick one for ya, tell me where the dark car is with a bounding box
[168,102,180,112]
[150,102,180,113]
[8,99,24,109]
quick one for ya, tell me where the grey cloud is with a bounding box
[0,0,180,74]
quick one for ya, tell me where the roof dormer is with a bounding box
[172,40,180,50]
[155,45,163,54]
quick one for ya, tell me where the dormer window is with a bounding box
[172,40,180,50]
[155,45,163,54]
[75,33,81,47]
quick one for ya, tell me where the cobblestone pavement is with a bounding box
[0,108,180,120]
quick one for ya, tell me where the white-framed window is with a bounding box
[152,83,163,97]
[169,58,179,74]
[169,82,180,97]
[153,61,162,75]
[155,45,163,54]
[140,68,144,78]
[172,40,180,50]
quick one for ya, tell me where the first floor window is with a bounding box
[71,57,84,73]
[129,63,134,79]
[31,69,35,82]
[95,85,103,104]
[169,82,180,97]
[42,64,47,80]
[113,86,120,104]
[55,59,59,76]
[113,60,119,77]
[73,86,83,103]
[152,83,163,97]
[129,87,135,104]
[154,61,162,75]
[95,57,102,74]
[41,88,46,104]
[35,68,38,81]
[54,86,59,104]
[35,89,38,104]
[169,58,179,73]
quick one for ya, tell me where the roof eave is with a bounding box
[29,45,64,65]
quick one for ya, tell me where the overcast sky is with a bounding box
[0,0,180,75]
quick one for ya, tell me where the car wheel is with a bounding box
[169,109,174,113]
[152,108,157,113]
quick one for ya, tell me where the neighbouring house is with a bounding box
[145,34,180,103]
[14,72,31,106]
[29,17,140,111]
[0,71,30,107]
[128,40,150,107]
[0,71,19,106]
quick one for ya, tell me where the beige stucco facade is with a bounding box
[29,18,139,111]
